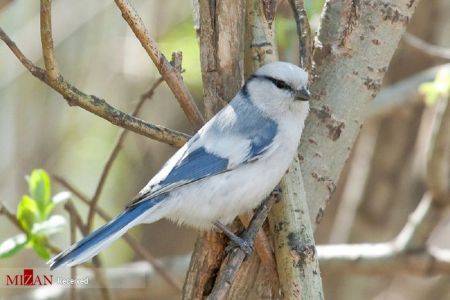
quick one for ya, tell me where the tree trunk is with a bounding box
[183,0,420,299]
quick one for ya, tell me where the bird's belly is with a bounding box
[163,151,293,230]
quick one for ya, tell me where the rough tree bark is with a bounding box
[322,0,442,298]
[301,0,420,230]
[183,0,420,299]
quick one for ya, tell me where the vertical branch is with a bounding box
[65,202,112,300]
[244,0,278,77]
[196,0,246,118]
[269,157,324,300]
[182,0,246,298]
[395,94,450,250]
[69,211,77,300]
[207,195,278,300]
[40,0,60,81]
[329,125,379,243]
[289,0,313,71]
[298,0,420,232]
[426,96,450,202]
[246,0,324,298]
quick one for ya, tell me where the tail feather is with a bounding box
[48,196,164,270]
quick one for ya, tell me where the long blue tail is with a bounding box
[48,197,164,270]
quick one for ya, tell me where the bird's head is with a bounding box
[244,61,310,117]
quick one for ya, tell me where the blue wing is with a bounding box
[128,91,278,207]
[159,146,229,187]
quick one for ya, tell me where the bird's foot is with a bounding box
[270,185,282,198]
[224,236,254,256]
[213,221,254,256]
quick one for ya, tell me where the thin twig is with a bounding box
[289,0,313,72]
[84,75,182,291]
[368,64,450,117]
[0,202,20,229]
[0,27,189,147]
[403,33,450,61]
[52,175,91,205]
[114,0,205,129]
[65,201,89,235]
[69,208,77,300]
[0,202,63,253]
[238,213,276,272]
[86,77,164,231]
[395,94,450,250]
[40,0,59,80]
[65,202,111,300]
[121,232,182,291]
[318,243,450,275]
[52,175,182,291]
[207,193,278,300]
[42,239,63,254]
[426,94,450,202]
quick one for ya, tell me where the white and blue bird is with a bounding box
[48,61,310,270]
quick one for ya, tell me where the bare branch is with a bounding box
[40,0,59,80]
[395,94,450,249]
[239,213,277,272]
[289,0,313,71]
[86,77,164,231]
[269,159,324,300]
[183,0,247,297]
[0,27,189,147]
[0,202,63,254]
[299,0,420,230]
[0,202,21,230]
[69,202,77,300]
[328,125,378,243]
[65,201,89,236]
[114,0,205,129]
[318,243,450,276]
[426,94,450,202]
[65,201,112,300]
[403,32,450,61]
[195,0,246,119]
[368,64,450,118]
[207,194,277,300]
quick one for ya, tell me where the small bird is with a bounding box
[48,61,310,270]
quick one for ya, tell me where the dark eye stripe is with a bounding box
[249,75,293,91]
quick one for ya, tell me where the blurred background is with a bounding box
[1,0,449,299]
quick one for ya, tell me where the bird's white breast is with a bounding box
[160,110,305,229]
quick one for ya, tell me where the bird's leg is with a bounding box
[213,221,254,256]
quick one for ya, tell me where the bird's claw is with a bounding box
[270,186,282,198]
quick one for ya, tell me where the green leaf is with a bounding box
[31,237,51,260]
[29,169,52,219]
[32,215,66,236]
[17,195,39,233]
[0,234,28,258]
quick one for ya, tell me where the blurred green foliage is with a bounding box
[159,18,202,88]
[420,70,450,105]
[0,169,69,260]
[305,0,325,18]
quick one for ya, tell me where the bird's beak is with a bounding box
[295,87,310,101]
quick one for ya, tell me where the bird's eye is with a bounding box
[272,79,291,91]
